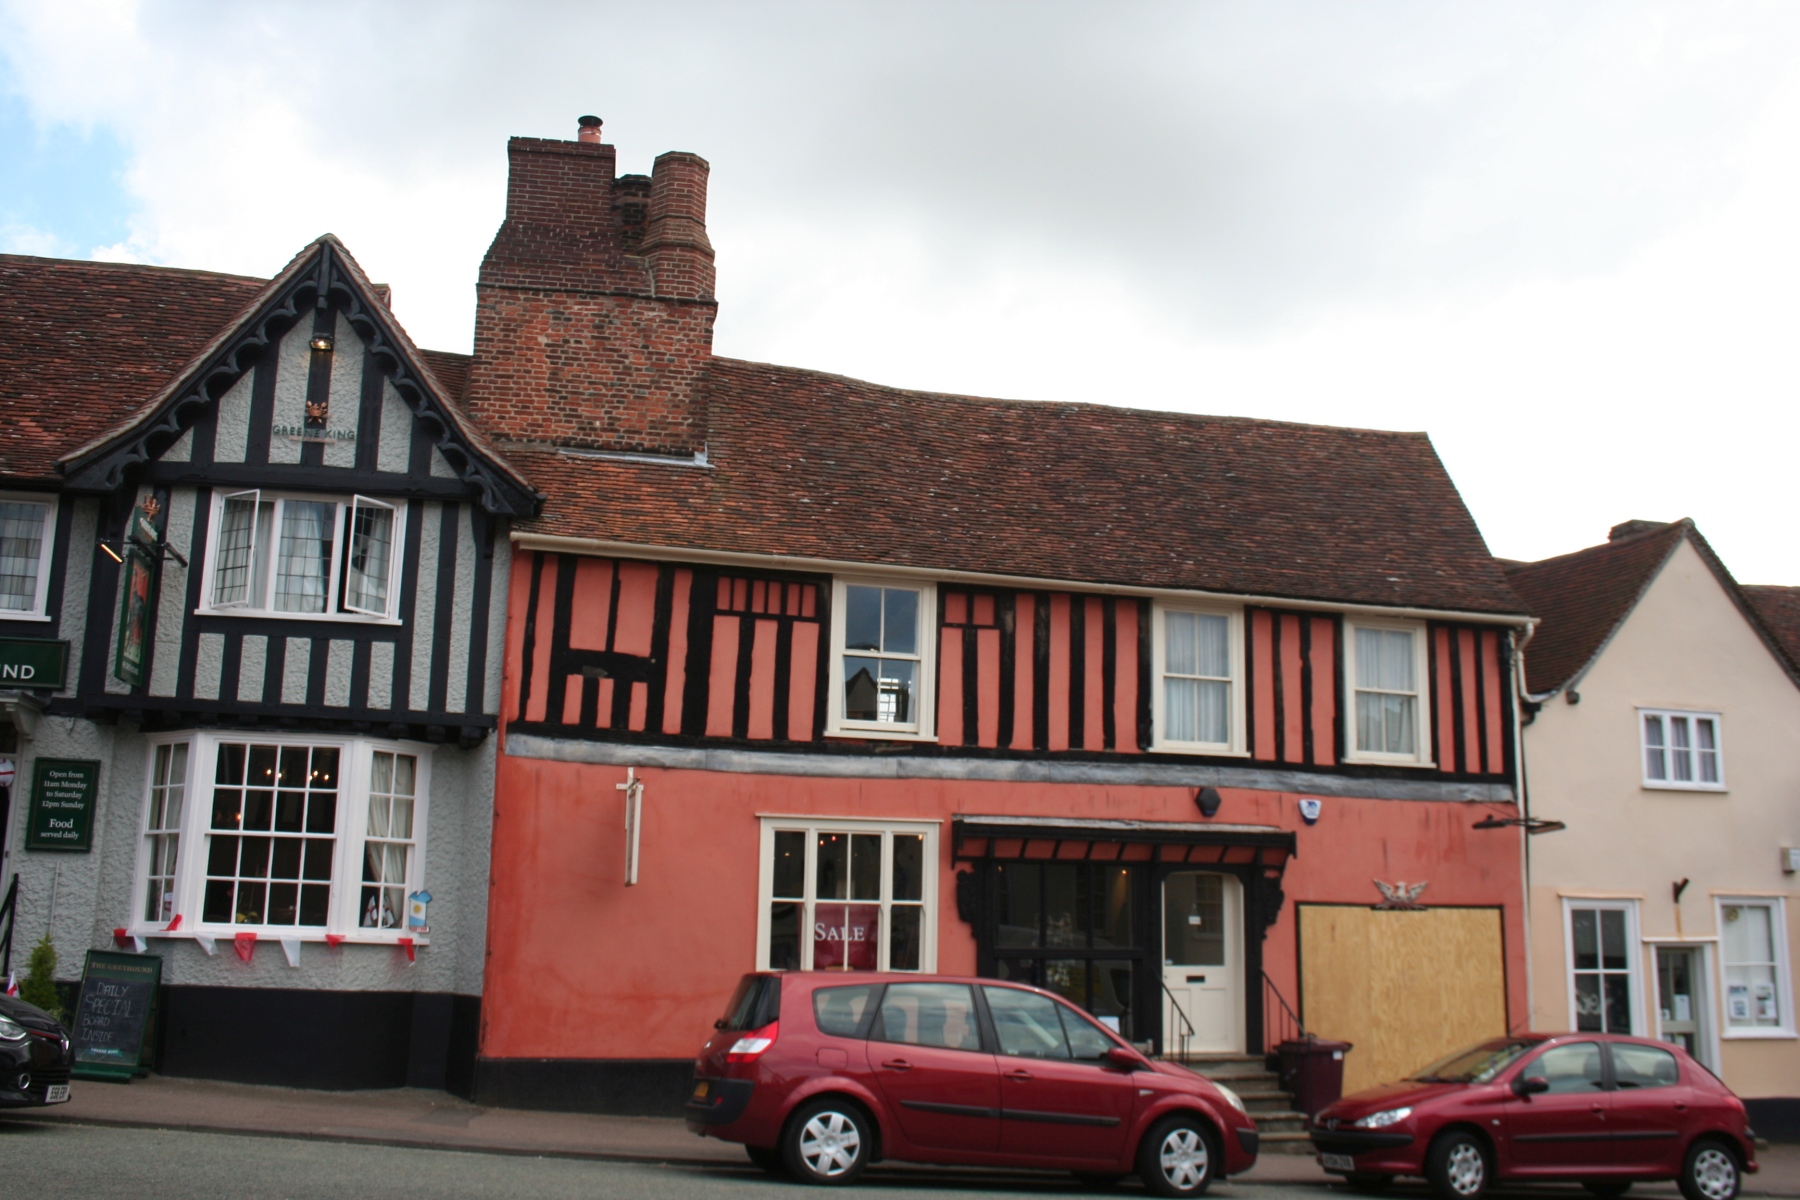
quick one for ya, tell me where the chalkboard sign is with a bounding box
[71,950,162,1081]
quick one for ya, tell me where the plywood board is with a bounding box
[1298,905,1507,1095]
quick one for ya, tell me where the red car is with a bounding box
[686,971,1258,1193]
[1309,1033,1757,1200]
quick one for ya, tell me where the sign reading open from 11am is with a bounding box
[25,758,102,852]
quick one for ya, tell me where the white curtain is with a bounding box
[346,501,394,613]
[1355,628,1416,754]
[1166,612,1229,743]
[0,501,45,611]
[274,501,334,613]
[212,495,259,605]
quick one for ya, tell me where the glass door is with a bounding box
[1162,872,1242,1055]
[1656,946,1707,1065]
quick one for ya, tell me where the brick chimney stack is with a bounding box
[463,117,716,457]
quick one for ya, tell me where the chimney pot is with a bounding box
[577,115,603,143]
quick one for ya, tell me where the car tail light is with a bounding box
[726,1021,778,1063]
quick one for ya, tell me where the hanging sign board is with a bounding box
[113,546,156,689]
[0,637,70,690]
[24,758,101,851]
[71,950,162,1080]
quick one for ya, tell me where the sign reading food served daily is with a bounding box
[0,637,70,690]
[24,757,101,851]
[72,950,163,1080]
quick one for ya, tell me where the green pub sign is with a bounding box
[0,637,69,690]
[25,758,102,852]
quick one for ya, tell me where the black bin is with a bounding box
[1277,1036,1352,1117]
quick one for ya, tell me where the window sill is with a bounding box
[1720,1028,1796,1041]
[194,607,402,627]
[1641,782,1728,794]
[1342,754,1438,769]
[0,612,52,623]
[825,726,938,743]
[1149,743,1249,758]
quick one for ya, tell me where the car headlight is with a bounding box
[0,1016,26,1042]
[1353,1106,1412,1129]
[1213,1083,1248,1115]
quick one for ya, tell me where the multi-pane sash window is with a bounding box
[760,818,936,972]
[207,491,401,618]
[142,743,189,923]
[1720,900,1790,1033]
[361,751,418,929]
[1163,611,1232,747]
[1641,710,1723,789]
[0,496,54,616]
[829,580,934,737]
[1569,902,1637,1034]
[132,733,429,941]
[1351,624,1423,760]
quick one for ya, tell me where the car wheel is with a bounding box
[1425,1130,1491,1200]
[1678,1139,1740,1200]
[1346,1172,1395,1192]
[1072,1173,1126,1191]
[782,1098,870,1186]
[1583,1183,1632,1197]
[1138,1115,1219,1197]
[745,1144,785,1174]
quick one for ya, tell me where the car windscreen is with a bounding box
[1408,1038,1541,1083]
[718,974,782,1031]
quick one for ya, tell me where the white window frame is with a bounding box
[195,490,405,623]
[1150,604,1246,755]
[128,730,432,944]
[1639,708,1726,792]
[1343,618,1433,766]
[825,577,937,741]
[755,815,939,973]
[1716,896,1795,1039]
[0,491,58,622]
[1563,897,1644,1036]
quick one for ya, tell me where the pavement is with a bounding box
[11,1073,1798,1194]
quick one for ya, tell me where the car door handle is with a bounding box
[1005,1070,1034,1082]
[1590,1104,1605,1115]
[880,1059,912,1072]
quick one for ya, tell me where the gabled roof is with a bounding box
[1743,585,1800,671]
[509,356,1529,616]
[0,254,266,483]
[52,236,537,516]
[1503,520,1800,695]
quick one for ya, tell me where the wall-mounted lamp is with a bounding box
[1472,814,1567,834]
[308,335,334,353]
[1194,787,1222,819]
[99,540,125,564]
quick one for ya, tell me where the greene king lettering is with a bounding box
[272,425,357,441]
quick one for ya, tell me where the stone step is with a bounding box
[1259,1130,1317,1156]
[1251,1112,1309,1134]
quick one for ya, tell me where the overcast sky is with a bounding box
[4,1,1797,583]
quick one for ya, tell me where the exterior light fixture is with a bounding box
[1472,814,1566,834]
[98,541,125,563]
[1194,787,1222,819]
[309,335,334,352]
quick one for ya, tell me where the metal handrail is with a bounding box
[0,873,18,981]
[1262,969,1306,1048]
[1159,976,1197,1060]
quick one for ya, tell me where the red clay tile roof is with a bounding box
[1743,585,1800,671]
[418,350,471,401]
[511,357,1527,615]
[0,254,265,482]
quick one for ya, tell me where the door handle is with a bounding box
[881,1059,912,1072]
[1005,1070,1034,1082]
[1590,1104,1605,1115]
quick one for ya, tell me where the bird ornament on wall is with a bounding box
[1373,879,1428,910]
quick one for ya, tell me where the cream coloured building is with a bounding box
[1506,519,1800,1138]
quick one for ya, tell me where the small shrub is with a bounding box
[20,934,66,1023]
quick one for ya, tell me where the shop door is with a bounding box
[1655,947,1706,1066]
[1162,872,1241,1055]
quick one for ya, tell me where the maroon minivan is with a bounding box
[1309,1034,1757,1200]
[687,972,1259,1193]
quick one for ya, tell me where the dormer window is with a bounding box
[202,491,402,621]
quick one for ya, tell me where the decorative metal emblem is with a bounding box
[139,496,161,521]
[1373,879,1428,910]
[306,398,330,427]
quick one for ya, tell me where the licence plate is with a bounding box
[691,1081,710,1100]
[1321,1153,1357,1171]
[45,1084,70,1104]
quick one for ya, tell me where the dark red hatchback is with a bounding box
[687,972,1259,1193]
[1309,1034,1757,1200]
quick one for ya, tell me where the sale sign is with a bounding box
[813,904,879,970]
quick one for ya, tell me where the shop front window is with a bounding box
[760,818,936,972]
[991,861,1139,1040]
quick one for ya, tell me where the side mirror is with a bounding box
[1512,1075,1550,1097]
[1107,1045,1144,1072]
[713,1019,726,1030]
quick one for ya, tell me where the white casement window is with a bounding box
[1345,621,1431,764]
[0,493,56,620]
[201,491,403,621]
[1151,606,1244,753]
[130,731,430,942]
[1564,899,1641,1035]
[826,579,936,739]
[756,817,938,973]
[1640,709,1725,790]
[1718,898,1794,1037]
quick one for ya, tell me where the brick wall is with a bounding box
[465,132,716,456]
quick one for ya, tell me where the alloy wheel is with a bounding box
[1160,1126,1211,1191]
[798,1110,862,1178]
[1689,1147,1737,1200]
[1445,1142,1486,1197]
